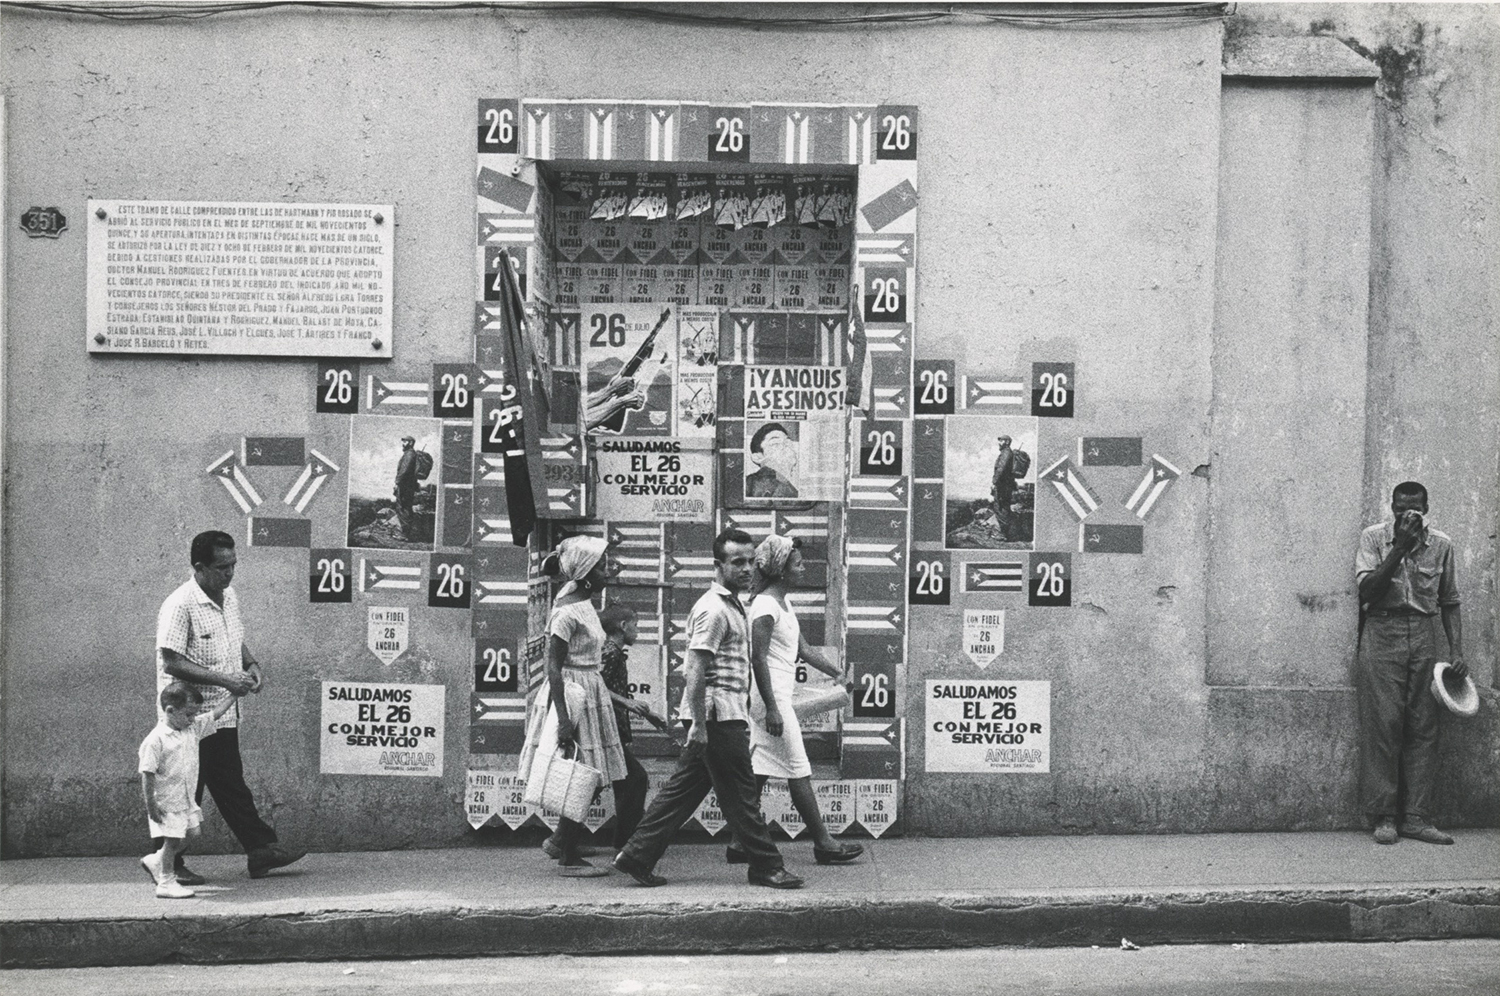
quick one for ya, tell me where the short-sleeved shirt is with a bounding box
[138,714,216,813]
[156,579,245,728]
[600,639,633,744]
[1355,522,1461,615]
[548,599,605,671]
[687,582,751,722]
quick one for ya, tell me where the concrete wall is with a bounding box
[1198,77,1375,828]
[2,3,1495,856]
[1209,79,1374,689]
[1215,1,1500,832]
[905,18,1222,833]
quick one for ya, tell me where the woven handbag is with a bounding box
[526,742,603,822]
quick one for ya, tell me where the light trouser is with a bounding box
[1357,613,1441,822]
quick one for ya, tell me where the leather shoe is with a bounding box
[612,852,668,887]
[1399,822,1454,845]
[1372,818,1398,845]
[725,845,750,864]
[748,867,805,890]
[813,841,864,865]
[174,862,208,886]
[248,845,307,879]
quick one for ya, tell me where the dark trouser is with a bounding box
[993,491,1014,539]
[194,727,278,853]
[395,487,415,538]
[727,774,771,854]
[613,746,650,850]
[553,816,588,852]
[1357,614,1441,822]
[618,720,783,874]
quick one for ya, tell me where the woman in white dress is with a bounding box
[518,535,629,877]
[738,534,863,865]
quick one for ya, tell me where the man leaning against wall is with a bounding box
[1354,482,1467,846]
[155,530,306,882]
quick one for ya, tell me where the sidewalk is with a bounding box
[3,830,1497,968]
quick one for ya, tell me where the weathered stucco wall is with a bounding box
[1217,2,1500,832]
[1,3,1495,856]
[1209,80,1374,689]
[905,20,1222,833]
[1203,75,1375,827]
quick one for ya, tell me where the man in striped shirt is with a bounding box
[614,528,802,889]
[155,530,304,882]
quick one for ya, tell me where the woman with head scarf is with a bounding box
[518,535,631,877]
[730,534,863,865]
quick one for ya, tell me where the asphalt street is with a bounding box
[3,940,1496,996]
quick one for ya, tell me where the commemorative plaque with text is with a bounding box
[87,200,394,357]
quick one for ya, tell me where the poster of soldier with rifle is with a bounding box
[582,304,676,437]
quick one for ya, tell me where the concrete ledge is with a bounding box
[1223,36,1381,79]
[5,884,1496,969]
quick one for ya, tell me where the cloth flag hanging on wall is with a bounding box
[490,247,550,545]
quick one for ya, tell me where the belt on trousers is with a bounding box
[1365,608,1432,618]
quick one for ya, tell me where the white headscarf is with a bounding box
[755,534,796,583]
[549,535,607,597]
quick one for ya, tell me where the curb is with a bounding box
[4,885,1497,968]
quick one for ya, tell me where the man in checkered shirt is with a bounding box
[155,530,304,883]
[613,528,802,889]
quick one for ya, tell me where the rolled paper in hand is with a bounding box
[791,685,849,721]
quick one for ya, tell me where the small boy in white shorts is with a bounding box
[139,681,240,898]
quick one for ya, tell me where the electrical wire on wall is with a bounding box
[4,2,1233,27]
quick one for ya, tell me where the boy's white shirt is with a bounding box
[141,713,217,812]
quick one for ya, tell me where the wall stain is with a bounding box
[1338,29,1425,106]
[1296,592,1341,613]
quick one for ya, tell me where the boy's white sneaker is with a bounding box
[155,877,195,899]
[140,852,164,885]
